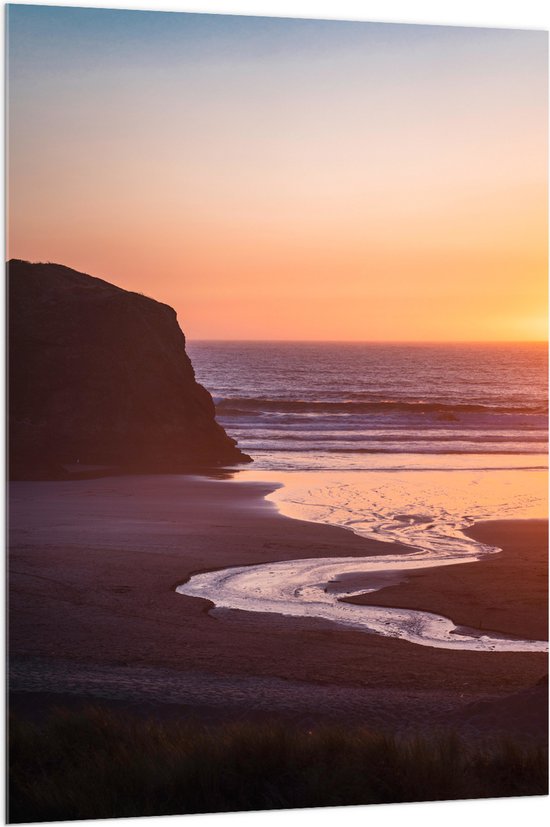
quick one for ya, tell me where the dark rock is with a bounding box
[8,260,251,479]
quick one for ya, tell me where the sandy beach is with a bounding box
[8,473,548,740]
[346,520,548,641]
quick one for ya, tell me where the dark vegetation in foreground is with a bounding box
[9,707,548,823]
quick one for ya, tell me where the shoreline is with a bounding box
[8,473,548,738]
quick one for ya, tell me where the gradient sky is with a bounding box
[7,5,548,341]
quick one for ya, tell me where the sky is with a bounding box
[6,4,548,341]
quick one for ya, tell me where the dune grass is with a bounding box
[8,706,548,823]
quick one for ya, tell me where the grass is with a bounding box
[8,706,548,823]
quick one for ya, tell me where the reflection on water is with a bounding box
[189,341,548,469]
[186,341,548,649]
[177,551,548,652]
[177,457,548,651]
[235,457,548,557]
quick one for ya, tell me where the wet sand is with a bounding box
[345,520,548,641]
[8,474,548,738]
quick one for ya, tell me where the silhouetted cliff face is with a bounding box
[8,260,251,479]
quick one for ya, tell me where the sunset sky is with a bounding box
[7,5,548,341]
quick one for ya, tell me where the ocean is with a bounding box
[187,342,548,557]
[188,342,547,468]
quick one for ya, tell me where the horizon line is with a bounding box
[187,338,549,345]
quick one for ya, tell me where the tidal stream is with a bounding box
[177,546,547,653]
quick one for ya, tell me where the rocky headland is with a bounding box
[8,259,250,479]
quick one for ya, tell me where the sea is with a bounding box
[187,342,548,556]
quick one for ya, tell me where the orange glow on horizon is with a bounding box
[7,8,548,343]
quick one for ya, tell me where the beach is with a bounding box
[9,473,548,740]
[346,520,547,642]
[7,9,549,818]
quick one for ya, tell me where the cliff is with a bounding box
[8,260,251,479]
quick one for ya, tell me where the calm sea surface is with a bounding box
[187,342,548,553]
